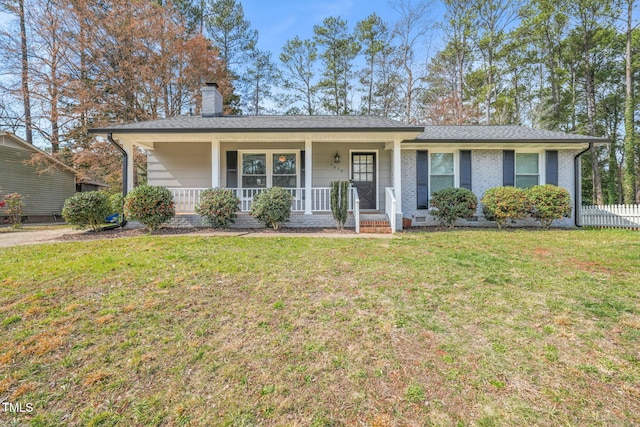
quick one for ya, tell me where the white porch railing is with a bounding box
[168,187,360,214]
[581,204,640,228]
[228,188,306,212]
[353,187,360,234]
[170,188,206,213]
[385,187,396,233]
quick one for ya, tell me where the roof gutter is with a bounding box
[574,143,592,227]
[103,133,127,230]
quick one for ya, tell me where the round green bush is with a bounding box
[526,184,572,228]
[430,187,478,228]
[124,185,175,232]
[195,188,240,228]
[109,192,124,222]
[250,187,293,229]
[481,186,531,229]
[62,191,112,231]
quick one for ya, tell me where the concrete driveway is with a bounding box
[0,226,83,248]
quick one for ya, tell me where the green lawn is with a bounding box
[1,229,639,426]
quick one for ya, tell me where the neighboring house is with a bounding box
[1,132,91,223]
[90,83,608,231]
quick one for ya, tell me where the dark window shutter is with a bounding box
[503,150,515,186]
[226,150,238,188]
[546,150,558,185]
[417,150,429,209]
[460,150,472,190]
[300,150,305,188]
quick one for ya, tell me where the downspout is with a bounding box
[574,143,592,227]
[104,132,128,229]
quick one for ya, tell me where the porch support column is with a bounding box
[305,138,312,214]
[211,139,220,188]
[392,138,403,230]
[122,141,135,194]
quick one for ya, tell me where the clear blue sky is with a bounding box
[241,0,445,54]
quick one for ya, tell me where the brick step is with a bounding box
[359,220,392,234]
[360,221,391,226]
[360,226,392,234]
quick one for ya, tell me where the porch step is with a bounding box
[359,220,392,234]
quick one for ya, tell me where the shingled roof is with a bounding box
[90,115,423,133]
[414,125,609,143]
[90,116,608,144]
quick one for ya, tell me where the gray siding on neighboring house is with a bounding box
[402,148,580,227]
[147,142,212,188]
[0,145,76,216]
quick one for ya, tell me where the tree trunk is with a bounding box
[623,0,636,204]
[584,52,603,205]
[484,48,493,124]
[19,0,33,144]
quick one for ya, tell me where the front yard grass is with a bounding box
[0,229,638,426]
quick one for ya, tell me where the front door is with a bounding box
[351,152,376,209]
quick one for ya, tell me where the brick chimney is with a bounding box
[201,82,223,117]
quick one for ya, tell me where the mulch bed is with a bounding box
[58,226,356,241]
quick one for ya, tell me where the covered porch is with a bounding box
[134,135,407,231]
[169,187,359,213]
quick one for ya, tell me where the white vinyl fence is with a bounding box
[581,204,640,229]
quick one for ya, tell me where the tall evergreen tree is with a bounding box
[313,16,361,115]
[356,13,389,115]
[204,0,257,72]
[242,49,279,115]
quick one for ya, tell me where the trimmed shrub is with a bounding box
[195,188,240,228]
[250,187,292,230]
[429,187,478,228]
[330,181,349,230]
[109,192,124,223]
[527,184,572,228]
[481,186,531,229]
[2,192,25,229]
[124,185,175,232]
[62,191,112,231]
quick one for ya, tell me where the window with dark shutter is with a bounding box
[460,150,472,190]
[546,150,558,185]
[226,151,238,188]
[416,150,429,209]
[300,150,305,189]
[503,150,515,186]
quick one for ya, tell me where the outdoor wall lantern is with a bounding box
[334,152,341,163]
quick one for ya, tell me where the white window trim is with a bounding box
[429,150,459,197]
[238,149,301,188]
[515,150,545,187]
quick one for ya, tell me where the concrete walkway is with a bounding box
[0,225,393,248]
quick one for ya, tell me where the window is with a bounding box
[515,153,539,188]
[430,153,455,196]
[242,153,267,188]
[240,151,298,188]
[272,153,296,187]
